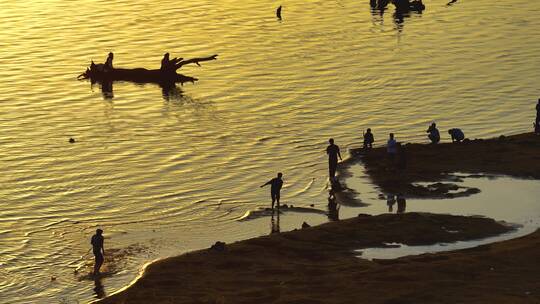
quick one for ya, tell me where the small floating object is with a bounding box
[276,5,282,19]
[50,276,56,281]
[69,138,75,143]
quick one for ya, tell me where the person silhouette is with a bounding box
[260,173,284,209]
[448,128,465,143]
[104,52,113,72]
[536,99,540,125]
[91,229,105,276]
[363,128,375,149]
[161,53,171,72]
[326,138,342,181]
[427,123,440,144]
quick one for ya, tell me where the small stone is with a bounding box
[301,222,310,229]
[309,204,314,207]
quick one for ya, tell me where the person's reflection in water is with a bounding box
[161,82,184,101]
[393,11,405,31]
[396,193,407,214]
[271,210,280,234]
[93,278,106,299]
[327,190,340,221]
[386,194,396,213]
[370,0,390,18]
[100,81,114,99]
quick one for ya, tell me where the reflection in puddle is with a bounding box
[356,224,531,261]
[342,164,540,260]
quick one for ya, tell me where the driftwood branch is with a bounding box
[175,54,218,70]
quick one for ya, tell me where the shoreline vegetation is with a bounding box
[97,132,540,304]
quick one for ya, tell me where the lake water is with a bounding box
[0,0,539,302]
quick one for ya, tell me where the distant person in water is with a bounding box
[426,122,440,144]
[396,194,406,213]
[387,133,397,163]
[161,53,170,72]
[276,5,282,19]
[448,128,465,143]
[91,229,105,276]
[326,138,342,181]
[261,172,284,209]
[363,128,375,149]
[104,52,113,72]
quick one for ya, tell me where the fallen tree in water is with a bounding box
[77,54,218,85]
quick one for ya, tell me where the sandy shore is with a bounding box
[97,132,540,304]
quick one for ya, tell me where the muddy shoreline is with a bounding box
[96,132,540,303]
[97,213,527,304]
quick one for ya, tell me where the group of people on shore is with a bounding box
[259,122,467,214]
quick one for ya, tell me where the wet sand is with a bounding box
[97,213,527,304]
[97,132,540,303]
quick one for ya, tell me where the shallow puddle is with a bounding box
[342,164,540,259]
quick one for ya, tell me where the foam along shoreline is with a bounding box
[96,213,522,304]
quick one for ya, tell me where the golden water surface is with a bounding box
[0,0,539,302]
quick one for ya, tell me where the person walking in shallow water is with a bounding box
[261,172,283,210]
[91,229,105,276]
[326,138,342,181]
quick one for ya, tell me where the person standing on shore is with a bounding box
[427,123,440,144]
[536,99,540,125]
[363,128,375,149]
[261,173,284,210]
[91,229,105,276]
[387,133,397,164]
[326,138,342,181]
